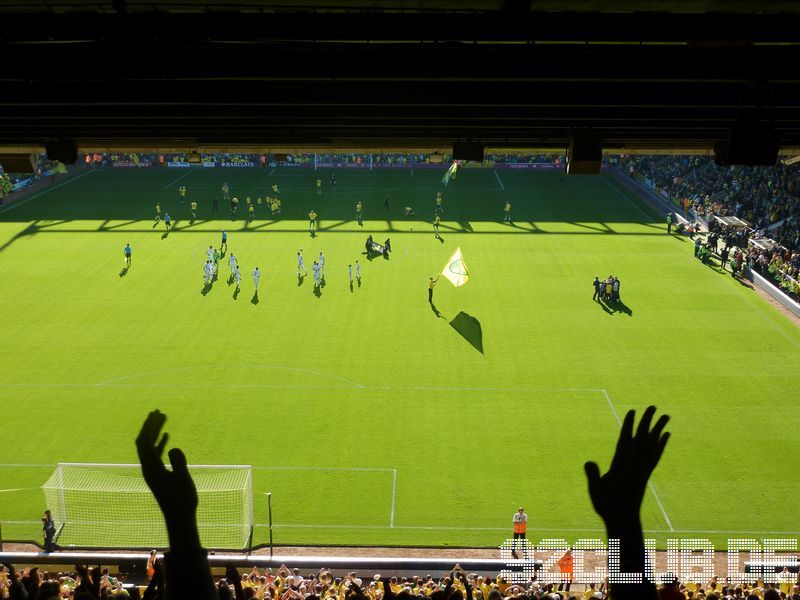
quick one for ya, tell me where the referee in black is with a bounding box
[428,275,439,303]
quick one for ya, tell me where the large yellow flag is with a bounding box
[441,247,469,287]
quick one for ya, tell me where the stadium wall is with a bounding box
[747,268,800,318]
[0,551,524,579]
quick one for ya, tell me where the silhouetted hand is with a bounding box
[3,564,25,600]
[348,582,366,599]
[136,410,198,521]
[74,564,100,599]
[142,557,165,600]
[24,566,40,599]
[584,405,669,528]
[226,565,244,600]
[584,405,667,600]
[458,572,472,600]
[380,578,394,600]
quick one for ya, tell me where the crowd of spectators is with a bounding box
[76,152,567,169]
[748,243,800,299]
[4,562,799,600]
[486,155,561,165]
[621,155,800,298]
[621,156,800,250]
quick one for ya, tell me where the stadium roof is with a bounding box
[1,0,799,153]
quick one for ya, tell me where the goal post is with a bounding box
[42,463,253,549]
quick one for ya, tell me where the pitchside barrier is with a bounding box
[0,551,533,580]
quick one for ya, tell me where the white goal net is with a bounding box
[42,462,253,549]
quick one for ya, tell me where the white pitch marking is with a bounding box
[0,169,95,214]
[252,466,394,473]
[161,169,195,190]
[93,363,364,389]
[601,388,674,532]
[493,169,505,191]
[600,175,654,221]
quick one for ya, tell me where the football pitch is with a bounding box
[1,165,799,550]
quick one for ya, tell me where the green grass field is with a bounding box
[1,165,799,550]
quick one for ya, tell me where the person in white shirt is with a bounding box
[233,265,242,289]
[348,264,353,285]
[206,245,214,262]
[252,267,261,292]
[297,250,308,276]
[355,260,361,284]
[204,261,213,285]
[228,253,238,277]
[312,261,320,288]
[318,251,326,278]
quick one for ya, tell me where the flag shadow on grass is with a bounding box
[449,311,484,354]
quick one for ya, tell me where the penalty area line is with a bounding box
[162,169,195,190]
[493,170,505,191]
[601,388,674,532]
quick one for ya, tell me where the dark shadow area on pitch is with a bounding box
[449,311,484,354]
[251,292,259,305]
[298,274,305,286]
[233,287,240,300]
[201,283,212,296]
[0,169,661,226]
[595,298,613,314]
[119,267,129,277]
[600,297,633,316]
[313,285,322,298]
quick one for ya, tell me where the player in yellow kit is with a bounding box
[190,200,197,224]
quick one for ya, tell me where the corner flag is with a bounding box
[441,247,469,287]
[441,160,459,186]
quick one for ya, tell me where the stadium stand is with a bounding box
[619,156,800,300]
